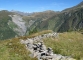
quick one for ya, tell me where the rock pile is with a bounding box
[20,32,76,60]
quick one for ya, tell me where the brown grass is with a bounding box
[0,31,83,60]
[43,32,83,60]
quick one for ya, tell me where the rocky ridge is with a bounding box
[20,32,76,60]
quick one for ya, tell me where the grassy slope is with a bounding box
[0,38,37,60]
[58,8,83,32]
[0,30,52,60]
[23,11,57,34]
[44,32,83,60]
[0,31,83,60]
[0,10,17,40]
[29,5,83,33]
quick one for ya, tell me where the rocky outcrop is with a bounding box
[20,32,76,60]
[9,15,27,36]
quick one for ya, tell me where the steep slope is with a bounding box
[23,10,58,35]
[0,10,29,40]
[0,10,57,40]
[8,15,27,36]
[0,10,17,40]
[62,1,83,12]
[29,1,83,32]
[57,1,83,32]
[58,8,83,32]
[0,1,83,40]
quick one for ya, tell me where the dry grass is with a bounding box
[0,31,83,60]
[18,30,53,40]
[0,38,37,60]
[28,30,53,38]
[43,32,83,60]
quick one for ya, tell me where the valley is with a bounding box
[0,1,83,60]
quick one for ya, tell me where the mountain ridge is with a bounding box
[0,1,83,40]
[29,1,83,33]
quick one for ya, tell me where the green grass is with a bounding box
[0,31,83,60]
[43,32,83,60]
[0,38,37,60]
[8,21,18,29]
[0,10,17,40]
[28,30,53,38]
[0,41,9,60]
[0,30,53,60]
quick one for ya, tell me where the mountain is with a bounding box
[11,10,32,16]
[0,10,17,40]
[29,1,83,33]
[0,1,83,40]
[22,10,57,35]
[62,1,83,12]
[0,10,56,40]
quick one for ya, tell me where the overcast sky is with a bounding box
[0,0,83,12]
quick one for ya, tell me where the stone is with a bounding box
[20,32,76,60]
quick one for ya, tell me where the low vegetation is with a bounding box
[0,10,17,40]
[43,31,83,60]
[28,30,53,38]
[0,38,37,60]
[0,31,83,60]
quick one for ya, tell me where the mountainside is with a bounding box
[0,10,29,40]
[22,10,57,35]
[0,10,17,40]
[29,1,83,32]
[8,15,27,36]
[11,10,32,16]
[0,1,83,60]
[58,8,83,32]
[62,1,83,12]
[0,2,83,40]
[0,10,56,40]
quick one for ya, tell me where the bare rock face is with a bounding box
[8,15,27,36]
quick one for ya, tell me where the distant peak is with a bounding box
[76,1,83,7]
[80,1,83,4]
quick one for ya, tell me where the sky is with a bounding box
[0,0,83,13]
